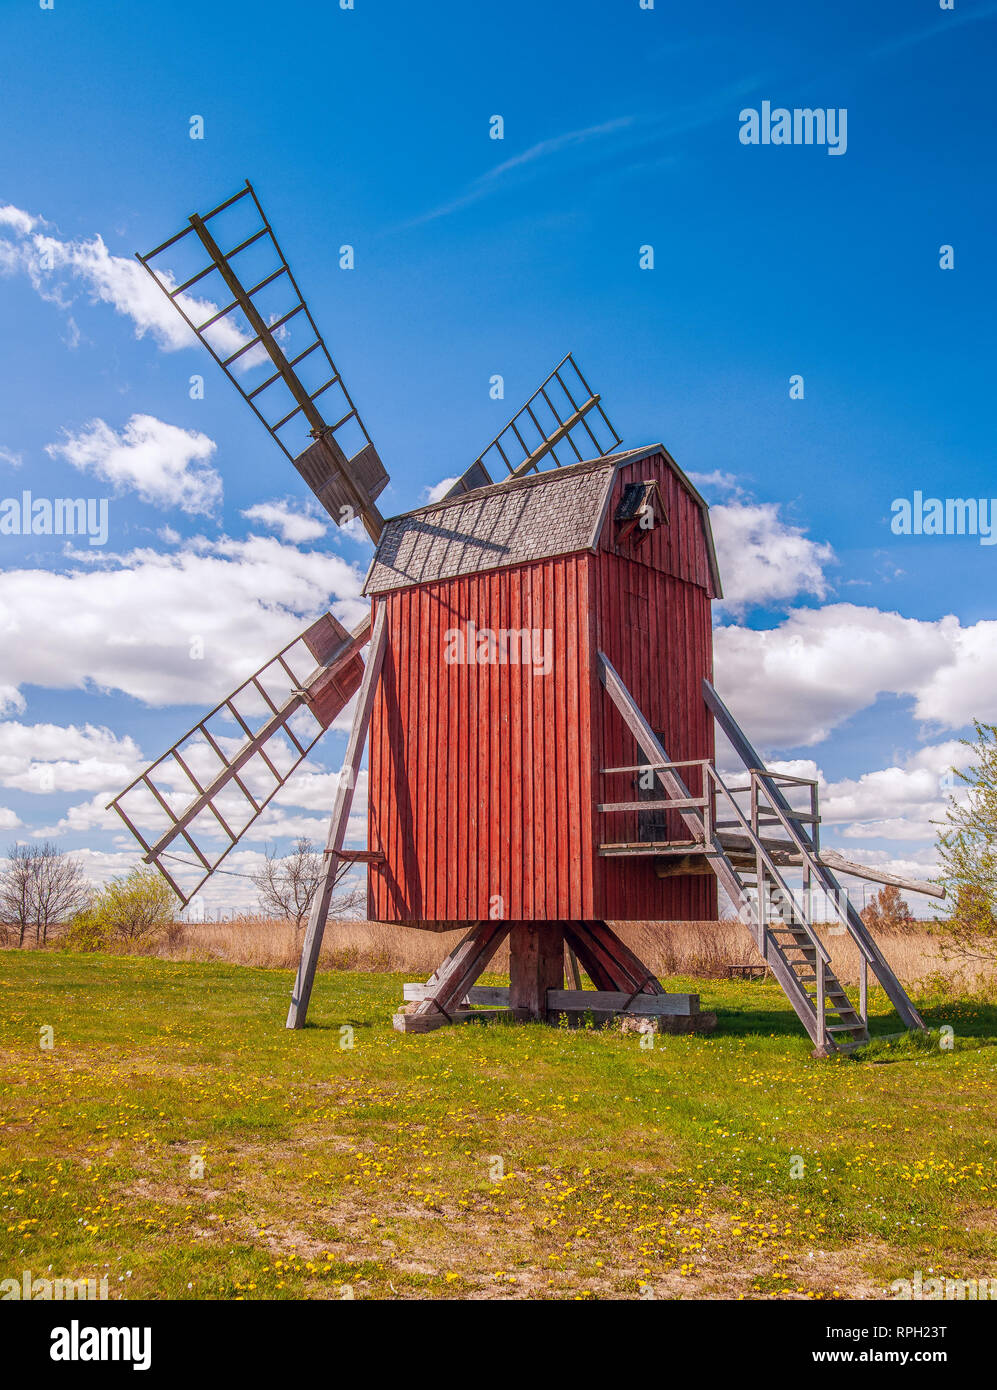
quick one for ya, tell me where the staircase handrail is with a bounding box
[704,764,831,966]
[749,772,878,968]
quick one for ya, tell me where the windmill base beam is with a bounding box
[395,919,677,1034]
[546,988,699,1016]
[393,1006,529,1034]
[400,919,512,1028]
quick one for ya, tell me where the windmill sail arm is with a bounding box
[107,611,372,906]
[443,353,622,500]
[137,182,388,543]
[139,615,370,862]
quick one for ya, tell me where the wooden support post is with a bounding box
[394,918,513,1032]
[509,922,564,1021]
[568,920,665,996]
[815,953,827,1055]
[563,924,618,990]
[286,606,387,1029]
[565,943,582,990]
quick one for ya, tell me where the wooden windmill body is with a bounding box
[364,446,718,927]
[110,183,937,1055]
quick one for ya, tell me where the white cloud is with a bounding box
[838,817,939,843]
[242,500,327,544]
[713,604,963,748]
[47,414,222,516]
[0,806,21,830]
[0,205,42,235]
[0,686,26,717]
[915,620,997,728]
[273,767,367,813]
[0,446,23,468]
[0,533,368,710]
[0,204,249,356]
[0,720,142,794]
[817,745,966,846]
[423,477,457,504]
[37,793,117,838]
[717,742,961,858]
[688,469,741,496]
[247,808,333,842]
[711,501,834,612]
[821,845,944,908]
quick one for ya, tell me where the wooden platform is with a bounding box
[598,835,943,898]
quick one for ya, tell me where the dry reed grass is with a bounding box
[138,913,996,995]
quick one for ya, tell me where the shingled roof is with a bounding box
[363,446,720,596]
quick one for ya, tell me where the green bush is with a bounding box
[62,867,176,951]
[60,912,110,953]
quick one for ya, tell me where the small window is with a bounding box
[636,730,670,843]
[614,480,666,548]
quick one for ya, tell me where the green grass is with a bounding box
[1,951,995,1300]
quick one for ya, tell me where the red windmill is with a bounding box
[110,183,934,1055]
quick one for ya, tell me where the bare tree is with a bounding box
[0,844,35,946]
[34,843,92,943]
[252,838,324,929]
[328,884,367,920]
[0,842,91,946]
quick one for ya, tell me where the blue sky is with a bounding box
[1,0,995,913]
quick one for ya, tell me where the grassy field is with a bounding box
[82,912,997,995]
[1,950,995,1301]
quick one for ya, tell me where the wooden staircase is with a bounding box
[597,654,926,1055]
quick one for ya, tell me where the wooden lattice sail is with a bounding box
[107,613,367,905]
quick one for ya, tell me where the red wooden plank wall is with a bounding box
[589,554,717,920]
[367,450,718,924]
[367,554,596,923]
[599,452,716,594]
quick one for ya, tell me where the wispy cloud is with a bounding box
[864,0,997,62]
[398,76,767,230]
[400,117,637,228]
[242,499,327,544]
[485,116,636,183]
[409,2,997,237]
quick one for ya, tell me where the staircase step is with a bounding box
[796,974,851,998]
[826,1023,868,1034]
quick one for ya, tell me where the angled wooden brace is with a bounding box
[286,605,388,1028]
